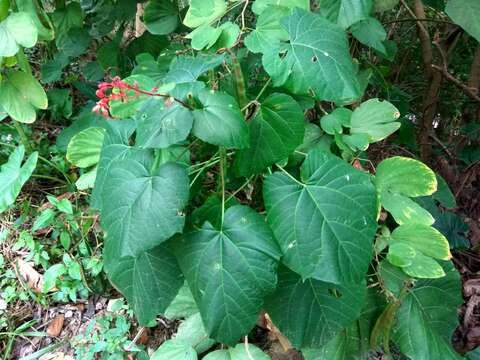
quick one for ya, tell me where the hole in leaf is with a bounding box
[311,55,318,63]
[328,288,342,298]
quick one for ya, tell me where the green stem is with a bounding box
[227,175,254,202]
[219,147,227,227]
[229,50,248,109]
[16,48,32,74]
[13,122,32,153]
[255,77,271,102]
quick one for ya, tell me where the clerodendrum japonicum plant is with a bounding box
[59,1,464,359]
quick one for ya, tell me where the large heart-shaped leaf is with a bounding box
[91,145,154,211]
[244,6,290,54]
[393,263,462,359]
[252,0,309,14]
[105,242,184,325]
[318,0,373,29]
[0,146,38,213]
[445,0,480,42]
[0,12,38,56]
[183,0,226,28]
[302,289,386,359]
[265,266,367,349]
[263,149,377,283]
[164,54,225,84]
[234,93,305,176]
[351,17,387,55]
[66,127,106,168]
[136,98,193,149]
[101,160,189,257]
[0,71,48,123]
[262,9,361,103]
[192,90,249,149]
[144,0,179,35]
[175,205,281,345]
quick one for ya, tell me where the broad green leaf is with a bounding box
[0,12,38,56]
[56,27,91,58]
[186,24,222,50]
[262,9,361,103]
[16,0,54,41]
[445,0,480,42]
[32,208,55,232]
[291,123,332,163]
[203,343,271,360]
[91,145,153,211]
[56,107,106,151]
[8,71,48,109]
[244,6,290,54]
[105,242,184,325]
[42,263,66,292]
[374,0,399,12]
[320,108,352,135]
[164,54,225,84]
[351,17,387,55]
[342,133,370,151]
[393,264,462,359]
[165,282,199,320]
[390,224,451,261]
[75,167,97,190]
[381,191,434,225]
[135,98,193,149]
[349,98,400,142]
[252,0,309,14]
[234,93,305,176]
[0,146,38,213]
[175,313,215,353]
[66,127,106,168]
[0,71,48,123]
[378,260,410,297]
[190,196,238,229]
[109,75,157,119]
[214,21,240,49]
[400,252,446,279]
[192,90,249,149]
[376,156,437,197]
[151,339,197,360]
[264,149,377,283]
[183,0,226,28]
[317,0,373,29]
[40,54,70,84]
[50,2,84,35]
[175,205,281,345]
[302,289,386,359]
[265,266,367,348]
[434,173,456,208]
[388,224,451,278]
[144,0,179,35]
[101,160,189,257]
[387,243,416,267]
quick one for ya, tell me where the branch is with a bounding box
[431,65,480,102]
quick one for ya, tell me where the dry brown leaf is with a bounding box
[264,313,293,352]
[47,314,65,337]
[16,259,45,293]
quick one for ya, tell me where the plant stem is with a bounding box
[219,147,227,227]
[13,121,32,153]
[228,50,248,108]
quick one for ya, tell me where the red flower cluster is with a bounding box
[92,76,159,117]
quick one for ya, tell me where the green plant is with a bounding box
[72,303,146,360]
[53,1,474,358]
[1,0,479,358]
